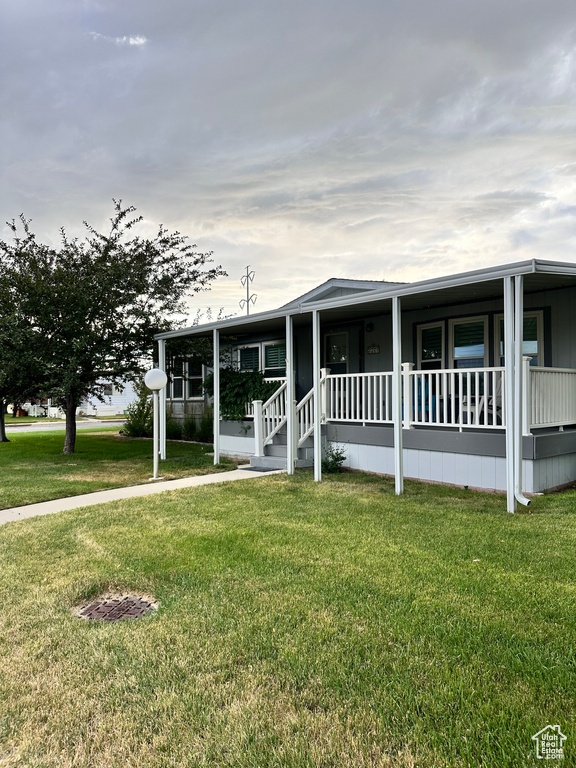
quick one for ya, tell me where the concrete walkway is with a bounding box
[0,466,284,526]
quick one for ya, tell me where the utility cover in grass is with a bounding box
[72,592,158,622]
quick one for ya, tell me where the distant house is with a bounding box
[78,380,138,417]
[156,260,576,512]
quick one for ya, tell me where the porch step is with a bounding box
[249,455,313,470]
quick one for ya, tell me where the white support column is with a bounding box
[522,356,532,436]
[514,277,531,508]
[392,296,403,495]
[286,315,295,474]
[402,362,414,429]
[503,276,516,513]
[158,339,167,460]
[213,328,220,465]
[312,309,322,482]
[253,400,264,457]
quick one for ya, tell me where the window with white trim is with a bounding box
[170,358,184,399]
[495,311,543,366]
[449,317,488,368]
[187,359,204,399]
[239,345,260,372]
[417,323,445,370]
[263,342,286,378]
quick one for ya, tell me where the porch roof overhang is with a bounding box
[155,258,576,341]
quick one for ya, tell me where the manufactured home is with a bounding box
[155,260,576,512]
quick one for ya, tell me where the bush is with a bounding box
[120,383,152,437]
[321,442,347,474]
[182,415,197,441]
[203,368,281,421]
[166,414,183,440]
[197,406,214,443]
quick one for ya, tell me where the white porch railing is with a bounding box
[295,369,329,446]
[325,364,576,431]
[408,367,505,430]
[326,367,506,429]
[253,381,288,456]
[327,372,394,423]
[530,367,576,429]
[245,377,286,418]
[248,365,576,453]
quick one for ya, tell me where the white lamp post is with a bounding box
[144,368,168,481]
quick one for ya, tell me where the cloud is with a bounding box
[2,0,576,313]
[89,32,148,46]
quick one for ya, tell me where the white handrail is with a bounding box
[295,369,328,446]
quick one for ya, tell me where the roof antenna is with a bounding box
[240,265,257,315]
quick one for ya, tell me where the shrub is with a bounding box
[182,415,197,441]
[203,368,281,421]
[120,383,152,437]
[321,442,347,474]
[197,406,214,443]
[166,414,183,440]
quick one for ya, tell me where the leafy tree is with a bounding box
[0,201,225,453]
[0,274,44,442]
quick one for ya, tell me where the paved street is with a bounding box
[5,420,125,434]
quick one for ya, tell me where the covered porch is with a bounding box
[155,259,576,511]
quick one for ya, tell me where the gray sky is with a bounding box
[2,0,576,316]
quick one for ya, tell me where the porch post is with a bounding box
[392,296,403,495]
[522,356,532,437]
[286,314,296,474]
[213,328,220,465]
[503,277,516,513]
[402,362,414,429]
[312,309,322,482]
[157,339,167,460]
[514,277,531,507]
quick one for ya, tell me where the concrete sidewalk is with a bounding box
[0,466,284,526]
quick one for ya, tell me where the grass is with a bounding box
[4,415,62,424]
[0,428,236,510]
[0,472,574,767]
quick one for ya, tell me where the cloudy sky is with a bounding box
[2,0,576,318]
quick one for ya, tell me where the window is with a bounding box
[169,357,185,399]
[495,311,543,366]
[449,317,488,368]
[418,323,444,370]
[325,332,349,374]
[264,342,286,378]
[102,383,113,397]
[187,359,204,399]
[239,346,260,371]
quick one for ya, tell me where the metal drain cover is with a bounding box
[73,592,158,622]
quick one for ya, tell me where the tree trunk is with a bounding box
[63,399,78,454]
[0,399,9,443]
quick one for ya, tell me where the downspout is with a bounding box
[514,276,531,507]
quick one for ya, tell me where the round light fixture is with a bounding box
[144,368,168,391]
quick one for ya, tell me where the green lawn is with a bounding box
[0,429,236,510]
[4,415,62,424]
[0,472,574,767]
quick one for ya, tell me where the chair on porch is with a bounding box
[461,375,503,426]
